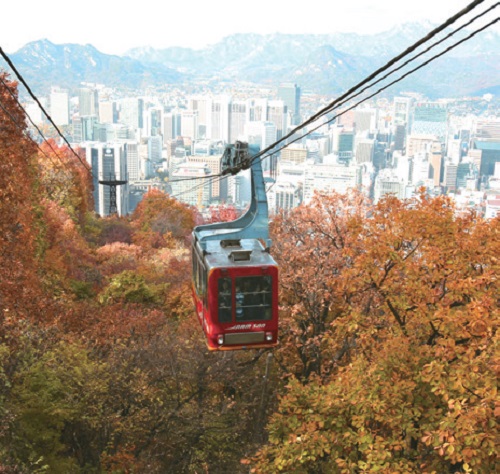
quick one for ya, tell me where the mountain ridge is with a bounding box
[6,22,500,98]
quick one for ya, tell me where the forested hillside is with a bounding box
[1,73,498,473]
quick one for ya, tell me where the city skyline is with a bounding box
[2,1,492,56]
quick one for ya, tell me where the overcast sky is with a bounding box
[1,0,497,55]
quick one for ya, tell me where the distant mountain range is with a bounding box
[6,22,500,99]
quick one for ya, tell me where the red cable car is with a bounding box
[192,142,279,350]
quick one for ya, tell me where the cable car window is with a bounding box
[218,278,232,323]
[192,247,199,293]
[235,276,272,321]
[200,262,206,296]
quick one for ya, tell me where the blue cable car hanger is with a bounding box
[193,141,272,252]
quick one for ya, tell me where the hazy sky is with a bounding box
[1,0,496,55]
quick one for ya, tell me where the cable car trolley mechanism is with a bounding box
[192,141,279,351]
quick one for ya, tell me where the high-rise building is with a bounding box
[411,101,448,140]
[85,143,129,216]
[374,170,405,203]
[163,111,182,143]
[118,98,144,131]
[247,98,268,122]
[25,100,45,125]
[188,95,211,138]
[244,121,277,150]
[147,107,164,137]
[303,162,361,203]
[430,148,443,187]
[470,141,500,180]
[227,169,251,206]
[412,153,432,187]
[210,96,231,142]
[280,145,308,165]
[392,124,406,151]
[72,115,98,143]
[330,126,354,163]
[170,162,212,207]
[457,161,474,189]
[393,96,413,129]
[192,140,213,156]
[148,136,163,163]
[180,110,198,140]
[354,108,377,134]
[188,154,227,202]
[406,135,441,158]
[395,153,414,184]
[268,181,301,213]
[50,87,69,126]
[99,101,117,124]
[278,83,301,125]
[78,87,99,116]
[229,101,247,143]
[125,142,140,182]
[337,109,355,128]
[244,121,277,171]
[474,119,500,141]
[355,138,375,164]
[267,100,288,140]
[443,161,458,191]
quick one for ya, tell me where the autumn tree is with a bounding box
[0,72,282,474]
[131,189,196,250]
[252,191,499,473]
[269,190,369,380]
[36,139,93,227]
[205,203,240,224]
[0,72,45,321]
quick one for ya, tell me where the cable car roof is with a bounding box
[203,238,277,270]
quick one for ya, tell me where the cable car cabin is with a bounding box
[192,237,278,351]
[191,141,278,350]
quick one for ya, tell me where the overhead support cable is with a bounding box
[0,76,74,175]
[249,0,492,165]
[0,46,92,175]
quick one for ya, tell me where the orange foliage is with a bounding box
[254,190,499,473]
[37,139,93,225]
[131,189,195,250]
[0,73,44,321]
[40,199,98,289]
[204,203,239,223]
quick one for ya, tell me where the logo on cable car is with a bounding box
[227,323,266,331]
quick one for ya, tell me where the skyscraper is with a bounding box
[78,87,99,116]
[247,98,268,122]
[244,121,277,170]
[210,96,230,142]
[118,98,144,132]
[85,143,129,216]
[330,125,354,162]
[393,97,413,129]
[355,138,375,164]
[147,107,164,137]
[267,100,288,140]
[411,101,448,140]
[180,110,198,140]
[163,111,182,143]
[170,162,212,207]
[188,154,227,202]
[50,87,69,126]
[229,101,247,143]
[278,83,301,126]
[188,95,211,138]
[99,101,117,124]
